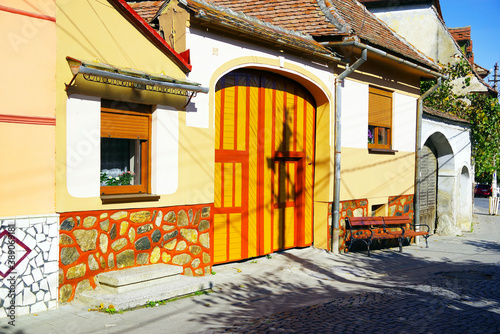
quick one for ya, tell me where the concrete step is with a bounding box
[78,275,212,310]
[95,264,184,294]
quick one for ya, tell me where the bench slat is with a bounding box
[345,215,430,256]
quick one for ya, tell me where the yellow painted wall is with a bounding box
[340,147,416,211]
[55,0,213,212]
[0,1,56,216]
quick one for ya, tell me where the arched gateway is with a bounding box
[214,70,316,264]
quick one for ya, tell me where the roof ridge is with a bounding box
[318,0,351,34]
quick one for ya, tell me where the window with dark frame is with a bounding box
[100,100,151,195]
[368,86,393,150]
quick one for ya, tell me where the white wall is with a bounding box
[66,96,100,198]
[422,116,472,232]
[422,117,471,174]
[66,97,180,198]
[371,5,461,65]
[340,79,368,149]
[185,27,335,131]
[371,5,488,95]
[393,93,417,152]
[340,79,417,152]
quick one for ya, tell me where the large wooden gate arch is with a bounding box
[214,70,316,264]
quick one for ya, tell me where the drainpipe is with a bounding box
[414,78,443,228]
[331,49,368,254]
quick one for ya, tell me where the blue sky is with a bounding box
[440,0,500,84]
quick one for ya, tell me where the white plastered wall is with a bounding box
[66,96,179,198]
[422,116,472,233]
[340,79,417,151]
[371,5,488,94]
[370,5,460,65]
[184,27,335,131]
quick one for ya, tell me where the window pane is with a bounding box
[368,126,375,144]
[378,127,388,145]
[100,138,142,186]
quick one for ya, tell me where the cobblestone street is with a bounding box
[214,266,500,333]
[212,198,500,334]
[3,199,500,334]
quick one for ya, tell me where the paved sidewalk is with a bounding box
[2,198,500,334]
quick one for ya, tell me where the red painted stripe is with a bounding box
[257,78,265,256]
[0,114,56,126]
[0,5,55,22]
[269,80,275,252]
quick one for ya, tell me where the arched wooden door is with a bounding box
[214,70,316,264]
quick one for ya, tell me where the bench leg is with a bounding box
[398,237,402,252]
[366,239,372,257]
[424,235,429,248]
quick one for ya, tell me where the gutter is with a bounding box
[320,41,447,79]
[414,78,443,229]
[331,49,368,254]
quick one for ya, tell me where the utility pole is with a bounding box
[489,63,499,213]
[489,62,499,94]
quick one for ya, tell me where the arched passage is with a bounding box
[421,132,456,234]
[213,69,317,264]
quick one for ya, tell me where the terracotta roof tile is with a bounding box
[423,105,470,125]
[127,1,165,22]
[126,0,338,62]
[183,0,337,61]
[210,0,439,70]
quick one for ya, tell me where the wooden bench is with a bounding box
[345,216,430,256]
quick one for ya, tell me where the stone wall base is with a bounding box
[327,195,415,253]
[58,204,213,303]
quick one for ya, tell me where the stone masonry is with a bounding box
[58,204,213,303]
[328,195,415,253]
[0,214,60,318]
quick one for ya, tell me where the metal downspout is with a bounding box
[331,49,368,254]
[414,78,443,229]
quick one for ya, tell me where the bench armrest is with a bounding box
[412,224,430,233]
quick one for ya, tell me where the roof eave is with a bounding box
[321,40,446,79]
[188,14,342,65]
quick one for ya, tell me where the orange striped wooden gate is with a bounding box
[214,70,316,264]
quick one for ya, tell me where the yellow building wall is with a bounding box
[340,148,416,215]
[337,57,421,217]
[55,0,213,212]
[0,2,56,216]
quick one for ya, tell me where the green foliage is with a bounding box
[104,306,118,314]
[421,60,500,181]
[100,171,134,186]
